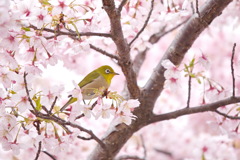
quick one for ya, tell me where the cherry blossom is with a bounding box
[29,8,52,29]
[94,104,114,119]
[198,53,210,69]
[0,67,18,88]
[10,90,31,113]
[49,0,72,15]
[162,59,182,90]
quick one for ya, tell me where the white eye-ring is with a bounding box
[105,69,111,74]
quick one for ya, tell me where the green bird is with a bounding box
[60,65,119,111]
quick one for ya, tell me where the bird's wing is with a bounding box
[78,71,100,88]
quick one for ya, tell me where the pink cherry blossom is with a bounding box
[162,59,181,79]
[29,8,52,29]
[162,59,182,90]
[0,32,19,50]
[49,0,72,15]
[10,90,31,113]
[94,104,114,119]
[0,67,18,88]
[198,53,210,69]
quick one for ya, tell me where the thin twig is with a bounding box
[215,109,240,120]
[231,43,236,97]
[50,96,58,113]
[186,75,192,108]
[191,2,195,14]
[34,120,42,160]
[129,0,155,46]
[89,44,119,60]
[23,72,37,112]
[154,148,173,158]
[77,135,92,140]
[42,151,57,160]
[149,19,188,44]
[29,25,111,38]
[196,0,200,17]
[23,72,103,145]
[64,121,106,150]
[118,0,128,12]
[34,141,42,160]
[33,110,105,150]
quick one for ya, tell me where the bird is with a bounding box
[60,65,119,111]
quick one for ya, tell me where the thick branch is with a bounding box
[148,96,240,124]
[102,0,140,98]
[89,0,233,160]
[143,0,233,110]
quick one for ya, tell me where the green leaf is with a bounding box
[197,77,202,84]
[9,90,16,94]
[21,27,31,31]
[190,73,196,78]
[189,58,195,68]
[39,0,51,5]
[33,95,42,111]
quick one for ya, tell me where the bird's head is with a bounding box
[97,65,119,84]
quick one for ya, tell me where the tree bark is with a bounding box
[88,0,233,159]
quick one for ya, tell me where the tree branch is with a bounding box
[149,19,188,44]
[23,76,106,154]
[148,96,240,124]
[29,25,111,38]
[34,141,42,160]
[186,75,192,108]
[88,0,234,160]
[102,0,140,99]
[34,120,42,160]
[129,0,155,46]
[42,151,56,160]
[154,148,173,158]
[132,19,188,77]
[89,44,119,60]
[49,96,58,113]
[23,72,37,112]
[118,0,128,12]
[64,121,107,151]
[215,109,240,120]
[231,43,236,97]
[143,0,233,110]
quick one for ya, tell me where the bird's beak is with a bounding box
[112,72,119,75]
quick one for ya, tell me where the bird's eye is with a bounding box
[105,69,110,74]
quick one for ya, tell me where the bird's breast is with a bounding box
[81,75,109,100]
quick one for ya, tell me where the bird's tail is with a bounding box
[60,97,77,112]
